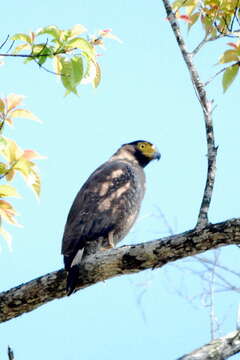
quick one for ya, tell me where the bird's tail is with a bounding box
[67,265,80,296]
[65,248,84,296]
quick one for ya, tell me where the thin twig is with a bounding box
[162,0,217,229]
[0,35,10,50]
[205,61,240,86]
[6,40,15,54]
[191,33,209,56]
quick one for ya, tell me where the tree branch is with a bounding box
[1,218,240,324]
[177,329,240,360]
[162,0,217,229]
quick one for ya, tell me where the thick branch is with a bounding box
[162,0,217,229]
[1,218,240,324]
[178,330,240,360]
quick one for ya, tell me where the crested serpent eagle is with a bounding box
[61,140,160,295]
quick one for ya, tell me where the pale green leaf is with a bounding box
[67,38,96,59]
[223,64,239,92]
[11,33,32,43]
[37,25,61,39]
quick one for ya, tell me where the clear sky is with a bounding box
[0,1,240,359]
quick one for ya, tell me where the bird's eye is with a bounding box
[139,143,145,150]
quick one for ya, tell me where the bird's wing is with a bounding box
[61,160,139,259]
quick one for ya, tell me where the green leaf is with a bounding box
[59,58,76,94]
[0,184,21,198]
[71,56,83,85]
[223,64,239,92]
[0,162,7,174]
[36,25,61,39]
[59,57,83,95]
[66,38,96,59]
[219,50,239,64]
[11,33,32,43]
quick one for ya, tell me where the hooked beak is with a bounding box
[153,150,161,161]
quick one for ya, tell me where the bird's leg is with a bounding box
[107,231,114,248]
[100,232,115,250]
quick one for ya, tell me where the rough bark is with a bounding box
[178,330,240,360]
[1,217,240,324]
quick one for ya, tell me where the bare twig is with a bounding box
[0,35,10,50]
[191,33,209,56]
[205,61,240,86]
[161,0,217,229]
[6,41,15,54]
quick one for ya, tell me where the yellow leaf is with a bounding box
[0,98,5,113]
[5,169,15,181]
[6,94,25,112]
[12,43,31,55]
[93,62,101,88]
[9,109,41,123]
[219,50,239,64]
[0,184,21,198]
[70,24,87,37]
[0,208,21,227]
[29,168,41,197]
[14,157,33,177]
[1,138,23,163]
[0,226,12,251]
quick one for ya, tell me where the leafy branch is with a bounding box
[0,25,121,95]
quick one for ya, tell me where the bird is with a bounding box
[61,140,160,295]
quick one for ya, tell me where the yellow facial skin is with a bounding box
[137,142,158,159]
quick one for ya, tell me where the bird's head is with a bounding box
[120,140,161,167]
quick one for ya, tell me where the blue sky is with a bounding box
[0,1,240,359]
